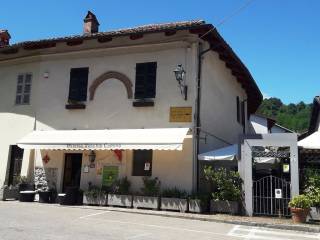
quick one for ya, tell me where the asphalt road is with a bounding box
[0,201,319,240]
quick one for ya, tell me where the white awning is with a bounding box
[198,144,238,161]
[17,128,190,151]
[298,131,320,149]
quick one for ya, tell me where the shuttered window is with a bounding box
[241,100,246,127]
[134,62,157,99]
[132,150,152,176]
[68,68,89,102]
[15,73,32,105]
[236,96,240,123]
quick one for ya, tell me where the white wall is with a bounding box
[199,48,247,153]
[249,115,269,134]
[0,39,197,189]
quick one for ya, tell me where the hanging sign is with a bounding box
[102,166,119,187]
[83,165,89,173]
[144,162,151,171]
[275,189,282,199]
[283,164,290,173]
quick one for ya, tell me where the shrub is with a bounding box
[84,185,102,199]
[289,194,312,209]
[111,177,131,195]
[204,166,243,201]
[303,168,320,207]
[140,177,161,196]
[189,192,210,203]
[161,187,188,198]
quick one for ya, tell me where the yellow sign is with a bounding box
[170,107,192,122]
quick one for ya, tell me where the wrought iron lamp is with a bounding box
[88,150,96,163]
[173,64,187,100]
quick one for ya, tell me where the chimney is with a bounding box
[83,11,100,34]
[0,30,11,47]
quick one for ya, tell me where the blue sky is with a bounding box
[1,0,319,104]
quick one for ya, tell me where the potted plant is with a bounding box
[18,176,34,192]
[107,177,132,208]
[38,186,52,203]
[83,184,107,206]
[161,187,188,212]
[188,193,210,213]
[302,168,320,220]
[1,176,22,200]
[133,177,160,210]
[289,194,311,223]
[204,166,243,215]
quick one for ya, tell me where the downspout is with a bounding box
[195,42,212,192]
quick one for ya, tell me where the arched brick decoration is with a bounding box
[89,71,133,100]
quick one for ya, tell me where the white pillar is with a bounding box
[290,144,299,197]
[242,141,253,216]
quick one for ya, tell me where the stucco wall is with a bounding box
[0,42,196,186]
[29,137,193,193]
[199,49,247,153]
[249,115,269,134]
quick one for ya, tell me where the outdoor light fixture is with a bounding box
[88,150,96,163]
[173,64,188,100]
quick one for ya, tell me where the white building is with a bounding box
[249,114,294,134]
[0,12,262,194]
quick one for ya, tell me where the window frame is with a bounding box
[134,62,157,100]
[15,73,32,105]
[68,67,89,103]
[132,150,153,176]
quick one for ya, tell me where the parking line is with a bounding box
[80,216,242,239]
[79,211,109,219]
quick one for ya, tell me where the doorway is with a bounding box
[62,153,82,192]
[8,145,24,185]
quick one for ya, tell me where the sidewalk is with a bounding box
[67,204,320,233]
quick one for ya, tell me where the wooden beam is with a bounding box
[164,30,177,36]
[23,42,56,50]
[97,36,113,43]
[66,39,83,46]
[130,33,143,40]
[0,48,19,54]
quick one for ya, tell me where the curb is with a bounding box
[73,205,320,233]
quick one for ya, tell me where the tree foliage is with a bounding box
[257,97,312,133]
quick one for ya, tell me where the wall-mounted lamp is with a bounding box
[173,64,187,100]
[88,150,96,163]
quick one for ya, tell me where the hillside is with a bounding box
[257,98,312,133]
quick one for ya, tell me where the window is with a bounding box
[15,73,32,105]
[237,96,246,127]
[241,100,246,127]
[134,62,157,99]
[132,150,152,176]
[68,67,89,102]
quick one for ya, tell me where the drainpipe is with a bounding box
[195,42,212,192]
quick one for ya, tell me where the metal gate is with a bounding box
[253,176,291,216]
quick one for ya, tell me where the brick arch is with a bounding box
[89,71,133,100]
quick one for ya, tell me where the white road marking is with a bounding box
[126,233,151,240]
[79,211,109,219]
[228,225,320,240]
[80,216,241,238]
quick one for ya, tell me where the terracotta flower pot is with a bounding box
[290,207,310,223]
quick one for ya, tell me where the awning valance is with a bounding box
[298,131,320,149]
[198,144,238,161]
[17,128,190,151]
